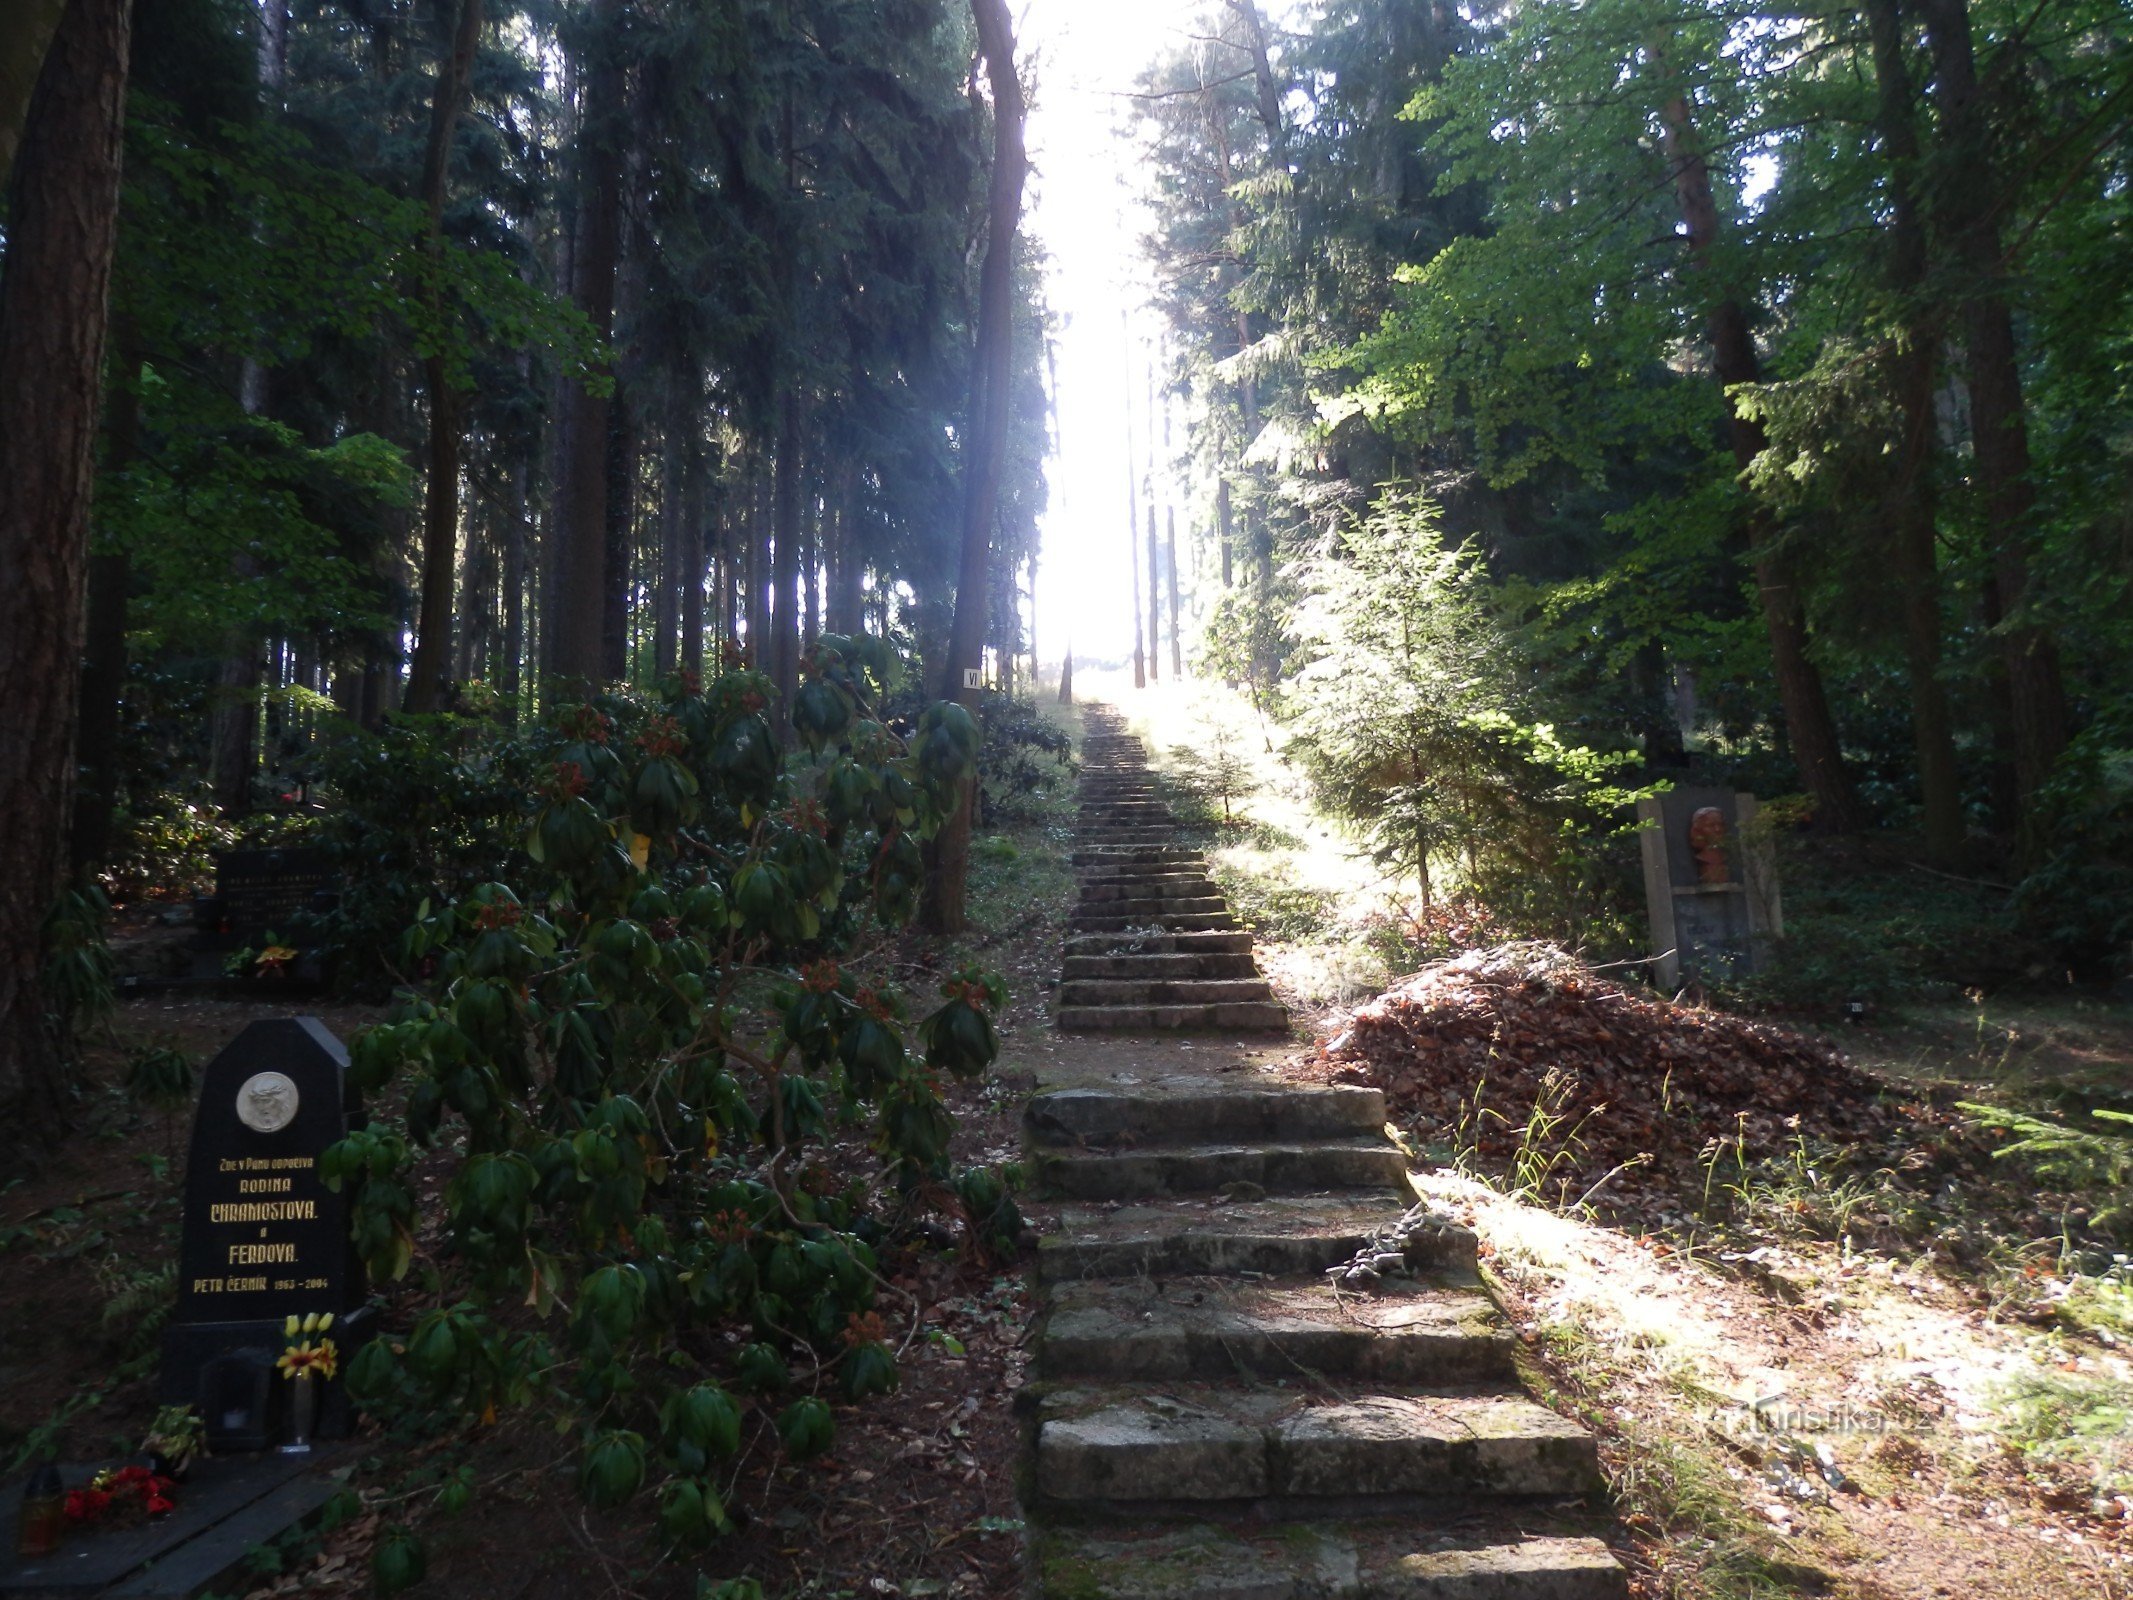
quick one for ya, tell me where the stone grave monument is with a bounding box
[189,848,338,982]
[1637,785,1782,990]
[160,1018,372,1451]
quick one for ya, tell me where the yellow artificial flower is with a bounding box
[276,1338,339,1382]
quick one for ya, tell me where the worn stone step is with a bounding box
[1075,866,1212,884]
[1034,1383,1602,1505]
[1078,879,1221,903]
[1072,847,1206,867]
[1040,1196,1476,1282]
[1059,979,1276,1008]
[1026,1081,1384,1147]
[1029,1523,1626,1600]
[1055,999,1280,1030]
[1077,831,1188,846]
[1064,929,1254,957]
[1061,952,1262,981]
[1073,895,1229,918]
[1067,914,1242,936]
[1037,1137,1400,1199]
[1040,1272,1513,1384]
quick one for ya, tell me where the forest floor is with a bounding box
[0,722,1086,1600]
[1097,670,2133,1600]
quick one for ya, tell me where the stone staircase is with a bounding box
[1060,708,1286,1033]
[1013,708,1625,1599]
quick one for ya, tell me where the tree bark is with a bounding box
[1166,505,1184,678]
[0,0,132,1135]
[548,0,623,688]
[1658,89,1861,832]
[1916,0,2067,854]
[1124,315,1147,689]
[771,389,803,717]
[0,0,68,190]
[922,0,1027,934]
[404,0,484,714]
[1863,0,1964,862]
[72,320,141,882]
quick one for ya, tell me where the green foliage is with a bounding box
[1962,1101,2133,1239]
[323,653,1000,1559]
[1284,492,1645,942]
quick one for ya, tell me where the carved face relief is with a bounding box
[1688,805,1731,884]
[236,1071,300,1134]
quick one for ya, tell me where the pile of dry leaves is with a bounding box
[1316,944,1932,1205]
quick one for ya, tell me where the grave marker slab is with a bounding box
[191,848,336,951]
[159,1020,371,1449]
[1637,787,1782,991]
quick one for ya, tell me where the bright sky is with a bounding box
[1021,0,1300,672]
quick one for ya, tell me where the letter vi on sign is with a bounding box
[962,668,983,690]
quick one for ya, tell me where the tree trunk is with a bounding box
[1217,476,1234,588]
[0,0,68,189]
[922,0,1027,934]
[72,321,141,882]
[1863,0,1964,863]
[679,441,705,681]
[602,385,635,683]
[0,0,132,1135]
[1124,315,1146,689]
[1658,90,1861,832]
[1166,504,1184,678]
[1058,648,1074,705]
[547,0,623,688]
[1916,0,2067,854]
[403,0,484,714]
[771,389,802,717]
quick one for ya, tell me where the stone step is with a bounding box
[1055,999,1282,1030]
[1027,1081,1385,1147]
[1067,914,1242,936]
[1060,979,1276,1008]
[1072,847,1205,867]
[1078,879,1221,903]
[1072,895,1229,918]
[1033,1383,1603,1505]
[1039,1272,1514,1384]
[1064,929,1254,957]
[1029,1524,1626,1600]
[1036,1137,1400,1199]
[1077,831,1188,846]
[1061,952,1262,981]
[1076,870,1211,884]
[1039,1196,1476,1282]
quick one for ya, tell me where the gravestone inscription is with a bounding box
[193,847,337,947]
[161,1019,371,1449]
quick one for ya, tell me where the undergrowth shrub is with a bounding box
[326,638,1016,1580]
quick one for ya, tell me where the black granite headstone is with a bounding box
[159,1019,372,1448]
[192,848,338,952]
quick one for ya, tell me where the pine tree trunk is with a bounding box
[548,0,623,687]
[0,0,132,1137]
[1658,90,1861,832]
[1916,0,2067,856]
[72,322,141,881]
[655,421,682,677]
[0,0,69,188]
[679,441,705,681]
[1863,0,1964,863]
[922,0,1026,934]
[1166,505,1183,678]
[771,390,802,717]
[602,387,635,683]
[403,0,483,713]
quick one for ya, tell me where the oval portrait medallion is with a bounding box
[235,1070,300,1134]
